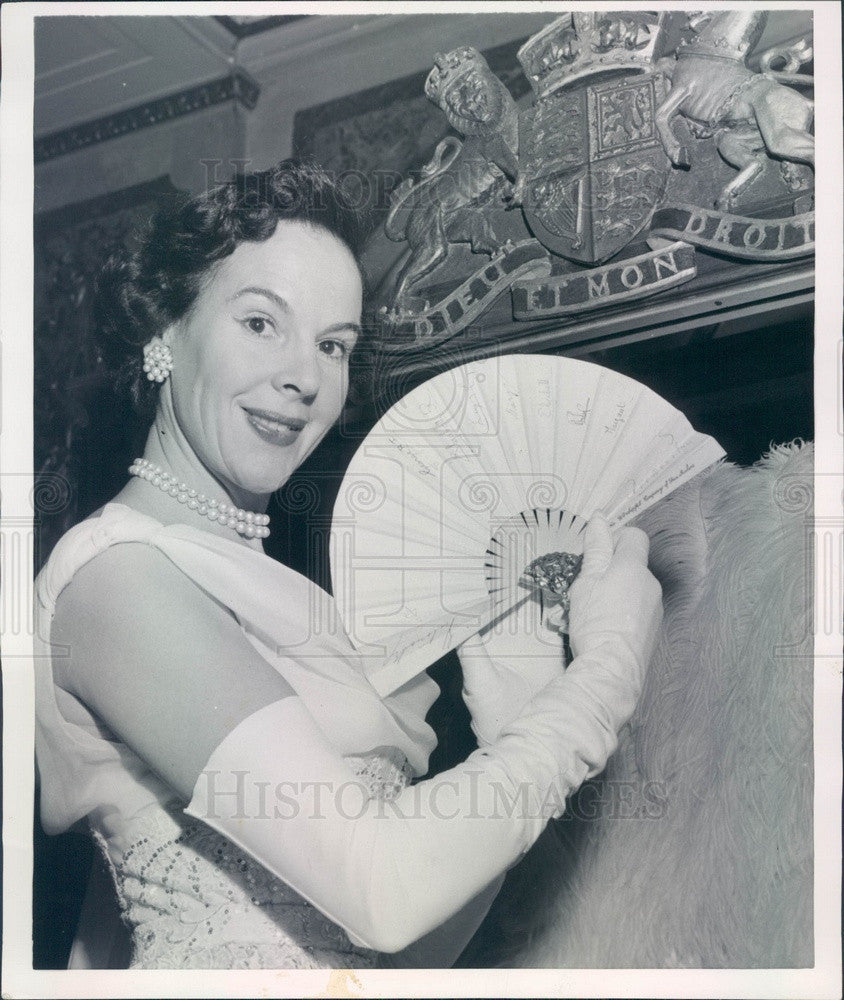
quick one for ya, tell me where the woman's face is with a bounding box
[164,220,363,498]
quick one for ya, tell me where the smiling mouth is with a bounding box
[243,407,307,446]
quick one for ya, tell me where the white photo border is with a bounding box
[2,2,841,997]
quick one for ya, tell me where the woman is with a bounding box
[34,161,663,969]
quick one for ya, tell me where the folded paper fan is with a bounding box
[331,355,725,696]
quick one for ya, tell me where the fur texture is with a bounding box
[460,441,814,968]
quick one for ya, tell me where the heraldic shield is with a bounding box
[520,72,671,265]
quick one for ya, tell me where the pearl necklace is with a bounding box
[128,458,271,539]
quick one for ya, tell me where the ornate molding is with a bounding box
[34,70,260,164]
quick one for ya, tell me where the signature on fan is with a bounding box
[567,397,591,425]
[603,401,628,435]
[613,462,696,520]
[383,620,460,667]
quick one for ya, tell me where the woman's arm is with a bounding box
[375,876,505,968]
[52,526,660,954]
[51,541,296,800]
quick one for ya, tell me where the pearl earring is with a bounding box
[143,341,173,383]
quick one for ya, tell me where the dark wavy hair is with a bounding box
[96,159,370,417]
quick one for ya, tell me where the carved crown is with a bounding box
[425,46,488,102]
[678,11,768,63]
[518,12,667,97]
[424,45,511,137]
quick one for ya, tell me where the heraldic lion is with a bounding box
[385,46,520,307]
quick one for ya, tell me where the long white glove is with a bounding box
[184,520,662,956]
[459,514,662,747]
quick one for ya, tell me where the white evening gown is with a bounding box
[34,503,441,969]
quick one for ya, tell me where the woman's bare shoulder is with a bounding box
[52,540,217,659]
[51,539,226,705]
[50,538,295,799]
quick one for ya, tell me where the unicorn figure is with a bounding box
[655,11,814,210]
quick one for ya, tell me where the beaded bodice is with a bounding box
[93,750,412,969]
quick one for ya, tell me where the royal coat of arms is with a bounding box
[520,73,670,264]
[374,10,814,353]
[517,12,670,264]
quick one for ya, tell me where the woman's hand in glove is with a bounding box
[492,515,664,812]
[459,513,663,748]
[458,593,566,747]
[567,513,663,673]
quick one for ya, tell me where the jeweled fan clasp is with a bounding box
[520,550,584,633]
